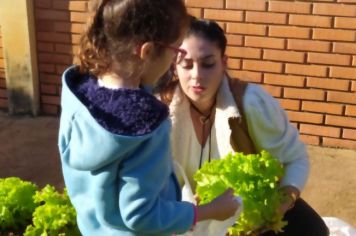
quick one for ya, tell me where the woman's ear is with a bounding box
[222,55,228,68]
[139,42,155,60]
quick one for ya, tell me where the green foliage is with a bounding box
[24,185,80,236]
[0,177,79,236]
[194,151,288,235]
[0,177,39,230]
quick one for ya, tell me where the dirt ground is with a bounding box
[0,111,355,227]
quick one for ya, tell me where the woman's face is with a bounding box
[176,35,226,109]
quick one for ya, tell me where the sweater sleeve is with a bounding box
[242,84,309,191]
[118,121,195,235]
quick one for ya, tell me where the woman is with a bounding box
[158,18,329,236]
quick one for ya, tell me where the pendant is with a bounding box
[199,116,209,124]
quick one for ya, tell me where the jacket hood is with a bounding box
[59,66,169,170]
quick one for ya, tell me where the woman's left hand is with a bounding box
[278,185,300,215]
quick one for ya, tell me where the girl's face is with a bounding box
[141,28,187,86]
[176,35,226,110]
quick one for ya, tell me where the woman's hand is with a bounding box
[278,185,300,216]
[196,188,240,222]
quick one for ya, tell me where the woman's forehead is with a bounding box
[181,36,221,58]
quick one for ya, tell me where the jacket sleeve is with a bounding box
[242,84,310,191]
[118,121,195,235]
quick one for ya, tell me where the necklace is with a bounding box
[190,101,216,169]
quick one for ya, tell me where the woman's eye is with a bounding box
[179,61,193,69]
[202,63,215,68]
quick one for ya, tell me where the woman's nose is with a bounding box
[191,65,202,80]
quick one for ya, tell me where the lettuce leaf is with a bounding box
[194,151,287,235]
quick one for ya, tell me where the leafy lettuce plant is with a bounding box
[0,177,39,231]
[24,185,80,236]
[194,151,287,235]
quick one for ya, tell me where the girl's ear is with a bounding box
[139,42,155,60]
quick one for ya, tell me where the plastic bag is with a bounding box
[322,217,356,236]
[174,161,243,236]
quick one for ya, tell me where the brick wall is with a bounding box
[0,26,7,110]
[9,0,356,149]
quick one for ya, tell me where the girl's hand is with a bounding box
[278,186,299,216]
[196,188,240,221]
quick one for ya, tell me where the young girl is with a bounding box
[58,1,239,236]
[158,18,329,235]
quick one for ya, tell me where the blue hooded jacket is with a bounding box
[58,66,194,236]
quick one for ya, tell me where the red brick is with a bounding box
[38,53,72,64]
[284,88,325,101]
[264,73,305,87]
[346,105,356,116]
[228,70,262,83]
[35,0,51,8]
[35,9,70,21]
[338,0,356,2]
[300,134,320,146]
[227,23,267,36]
[227,58,241,70]
[37,42,54,53]
[302,101,344,115]
[54,22,85,34]
[245,36,285,49]
[0,88,7,98]
[277,98,300,111]
[353,56,356,66]
[71,34,82,44]
[55,44,79,55]
[243,59,283,73]
[204,9,243,22]
[0,59,5,68]
[38,63,56,73]
[323,137,356,149]
[187,8,202,18]
[186,0,223,8]
[313,3,356,17]
[287,111,324,124]
[226,34,243,46]
[313,28,355,42]
[41,95,60,105]
[300,124,340,137]
[70,12,89,23]
[286,64,327,77]
[39,73,62,85]
[343,129,356,140]
[330,66,356,80]
[0,79,6,88]
[327,91,356,105]
[37,32,71,44]
[335,17,356,30]
[53,1,88,12]
[226,0,267,11]
[226,46,262,59]
[262,85,282,97]
[0,98,8,109]
[269,1,311,14]
[288,39,331,52]
[263,49,305,63]
[35,20,54,32]
[289,14,332,28]
[41,104,59,115]
[333,42,356,54]
[352,82,356,92]
[307,77,350,91]
[0,48,3,58]
[40,84,57,95]
[269,25,310,39]
[326,115,356,128]
[308,52,351,66]
[56,65,69,75]
[246,12,287,24]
